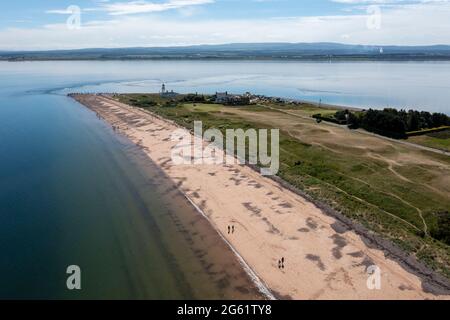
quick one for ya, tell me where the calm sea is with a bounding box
[4,60,449,113]
[1,60,449,299]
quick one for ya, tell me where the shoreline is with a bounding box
[5,57,450,63]
[183,193,276,300]
[70,93,450,300]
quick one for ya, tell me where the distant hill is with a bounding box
[2,43,450,61]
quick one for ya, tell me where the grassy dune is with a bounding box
[409,130,450,152]
[117,94,450,278]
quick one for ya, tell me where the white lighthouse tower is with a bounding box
[160,83,178,98]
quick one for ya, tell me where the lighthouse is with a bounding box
[160,83,179,98]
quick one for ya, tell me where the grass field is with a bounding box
[409,130,450,152]
[270,104,340,117]
[182,103,223,113]
[117,94,450,278]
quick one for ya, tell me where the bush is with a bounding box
[430,211,450,246]
[181,94,207,103]
[335,110,348,122]
[135,99,157,108]
[163,100,178,108]
[313,113,346,125]
[347,112,360,129]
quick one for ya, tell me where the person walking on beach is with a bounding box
[277,257,285,270]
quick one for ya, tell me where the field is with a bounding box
[117,94,450,278]
[409,130,450,152]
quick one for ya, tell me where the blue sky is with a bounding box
[1,0,450,50]
[0,1,346,27]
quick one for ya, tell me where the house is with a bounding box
[214,92,250,105]
[215,92,230,104]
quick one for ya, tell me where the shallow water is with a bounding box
[0,65,262,299]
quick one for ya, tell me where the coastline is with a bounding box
[70,93,450,300]
[183,193,276,300]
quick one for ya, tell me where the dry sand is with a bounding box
[71,94,450,300]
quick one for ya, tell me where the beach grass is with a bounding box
[117,93,450,278]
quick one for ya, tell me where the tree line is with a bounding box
[333,108,450,139]
[430,211,450,246]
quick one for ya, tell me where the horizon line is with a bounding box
[2,42,450,53]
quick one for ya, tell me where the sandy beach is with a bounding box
[71,93,450,300]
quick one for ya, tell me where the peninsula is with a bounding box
[70,91,450,299]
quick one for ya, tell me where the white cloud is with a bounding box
[48,0,215,16]
[105,0,213,15]
[3,0,450,50]
[46,9,76,15]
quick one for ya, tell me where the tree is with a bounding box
[340,107,449,138]
[360,109,407,138]
[407,110,420,131]
[335,110,348,122]
[347,112,360,129]
[432,112,450,127]
[430,211,450,246]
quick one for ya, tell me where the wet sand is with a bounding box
[71,93,450,300]
[122,142,266,299]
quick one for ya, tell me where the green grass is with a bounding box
[182,103,223,113]
[407,126,450,137]
[290,105,338,116]
[409,130,450,152]
[117,93,450,279]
